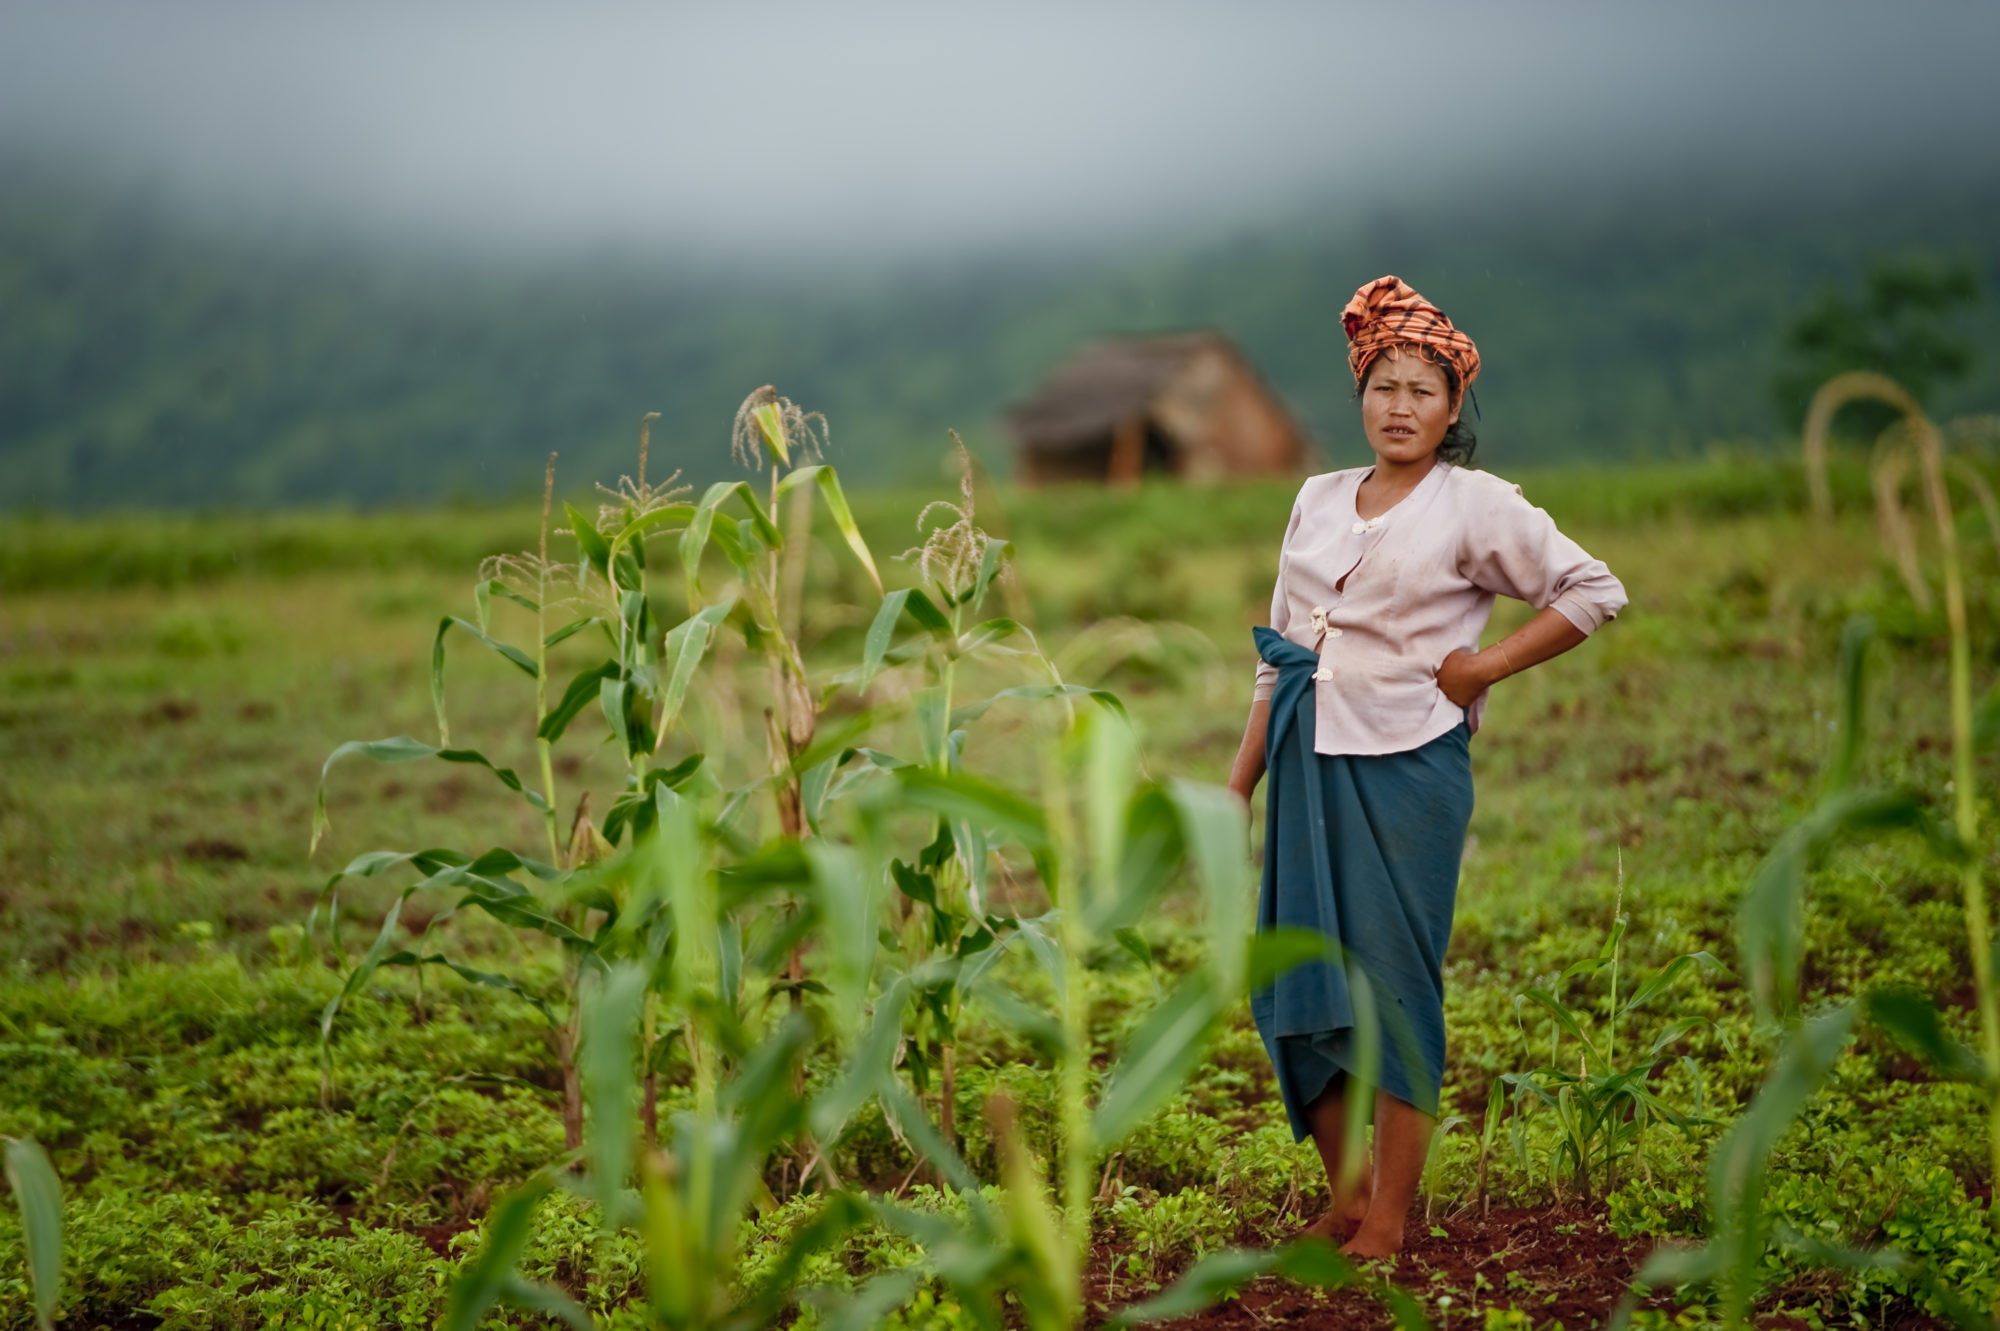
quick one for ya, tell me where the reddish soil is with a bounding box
[1087,1203,1665,1329]
[1085,1202,1959,1330]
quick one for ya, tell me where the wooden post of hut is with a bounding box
[1004,332,1310,485]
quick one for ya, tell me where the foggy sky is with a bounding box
[3,1,1997,257]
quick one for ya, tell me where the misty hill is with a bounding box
[4,162,1997,511]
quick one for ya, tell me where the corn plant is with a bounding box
[307,397,884,1146]
[1614,617,1982,1328]
[1505,875,1722,1201]
[1801,373,1999,1184]
[1472,1077,1506,1217]
[441,793,886,1330]
[1623,375,2000,1326]
[829,436,1111,1157]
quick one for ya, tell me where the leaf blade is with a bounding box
[3,1138,62,1331]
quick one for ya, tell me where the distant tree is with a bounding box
[1772,254,1982,432]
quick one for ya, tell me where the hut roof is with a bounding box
[1003,332,1229,451]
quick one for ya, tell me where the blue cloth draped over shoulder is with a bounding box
[1249,626,1473,1136]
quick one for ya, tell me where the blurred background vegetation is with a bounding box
[3,155,1995,510]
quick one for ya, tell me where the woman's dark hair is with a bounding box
[1356,351,1478,466]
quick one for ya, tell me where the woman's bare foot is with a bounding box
[1301,1209,1359,1242]
[1339,1216,1406,1260]
[1300,1187,1372,1242]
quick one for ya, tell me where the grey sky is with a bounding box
[2,1,1996,255]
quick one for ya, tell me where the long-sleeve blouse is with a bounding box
[1252,462,1627,756]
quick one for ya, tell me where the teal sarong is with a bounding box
[1249,627,1473,1136]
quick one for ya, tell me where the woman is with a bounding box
[1225,275,1627,1258]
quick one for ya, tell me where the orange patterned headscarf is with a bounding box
[1342,275,1481,394]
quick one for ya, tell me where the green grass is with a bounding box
[2,458,1997,1326]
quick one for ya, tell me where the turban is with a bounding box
[1342,275,1481,394]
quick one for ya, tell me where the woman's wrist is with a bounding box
[1481,644,1515,685]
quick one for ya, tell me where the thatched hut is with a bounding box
[1003,332,1310,485]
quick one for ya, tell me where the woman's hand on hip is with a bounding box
[1435,648,1503,709]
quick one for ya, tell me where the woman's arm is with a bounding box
[1435,605,1586,708]
[1227,698,1271,805]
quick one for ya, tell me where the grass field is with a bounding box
[2,453,1997,1328]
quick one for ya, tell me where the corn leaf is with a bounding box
[1167,778,1252,993]
[598,677,644,758]
[499,1276,594,1331]
[1737,787,1930,1018]
[745,1194,877,1328]
[896,768,1049,852]
[1516,987,1604,1070]
[966,979,1065,1059]
[753,399,791,465]
[442,1175,555,1331]
[851,587,945,693]
[472,576,538,632]
[780,464,882,594]
[806,840,878,1035]
[564,503,614,579]
[1339,966,1381,1188]
[815,1269,925,1331]
[681,480,781,608]
[3,1137,61,1331]
[1824,616,1873,792]
[539,659,620,742]
[955,616,1023,656]
[1108,1247,1282,1324]
[657,598,735,743]
[1863,987,1989,1084]
[312,738,549,852]
[319,891,417,1047]
[1092,971,1228,1146]
[1621,951,1725,1013]
[902,586,954,636]
[581,964,648,1230]
[1012,912,1066,1001]
[810,979,910,1142]
[1111,1237,1382,1327]
[604,502,697,583]
[1644,1015,1711,1060]
[544,614,602,649]
[376,952,556,1023]
[950,683,1126,728]
[1247,926,1335,991]
[1081,709,1139,917]
[968,536,1011,611]
[708,513,756,568]
[1076,785,1179,940]
[1697,1003,1859,1325]
[1113,925,1153,970]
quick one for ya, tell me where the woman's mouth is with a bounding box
[1382,425,1415,437]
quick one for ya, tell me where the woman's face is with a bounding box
[1360,348,1460,467]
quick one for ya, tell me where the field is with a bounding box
[2,448,1997,1329]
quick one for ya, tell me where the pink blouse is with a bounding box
[1252,462,1626,756]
